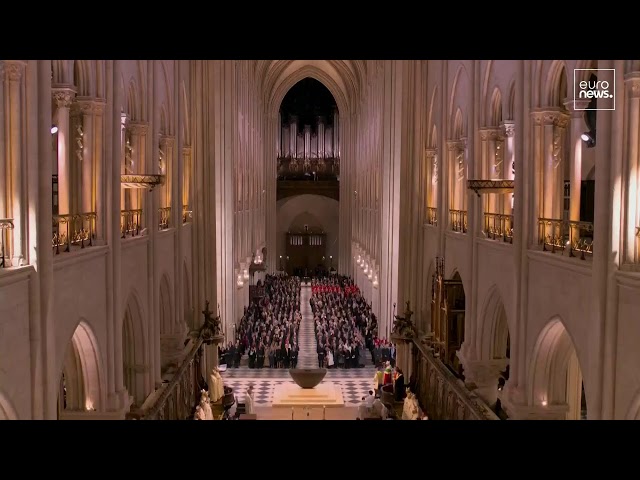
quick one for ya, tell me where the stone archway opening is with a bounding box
[57,321,104,418]
[122,295,147,407]
[529,318,586,420]
[473,286,511,417]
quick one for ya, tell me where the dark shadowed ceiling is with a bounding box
[279,78,337,128]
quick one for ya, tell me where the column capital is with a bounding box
[182,145,192,155]
[425,147,438,158]
[0,60,26,81]
[530,107,570,128]
[478,126,503,140]
[461,359,508,387]
[74,96,103,115]
[446,139,465,151]
[501,121,515,137]
[159,134,175,148]
[128,121,149,135]
[52,85,77,108]
[625,71,640,98]
[563,98,591,117]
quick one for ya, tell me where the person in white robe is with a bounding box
[245,385,255,415]
[199,390,213,420]
[194,405,206,420]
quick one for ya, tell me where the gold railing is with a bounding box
[130,336,205,420]
[449,209,467,233]
[121,209,142,238]
[411,339,498,420]
[159,207,171,230]
[52,213,96,255]
[426,207,438,226]
[182,205,192,224]
[538,217,594,260]
[0,218,14,268]
[484,213,514,243]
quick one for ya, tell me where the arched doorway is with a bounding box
[478,286,511,418]
[529,318,586,420]
[122,293,147,406]
[57,321,104,418]
[276,78,340,277]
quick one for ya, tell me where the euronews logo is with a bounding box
[574,68,616,111]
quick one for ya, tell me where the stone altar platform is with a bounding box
[271,381,344,407]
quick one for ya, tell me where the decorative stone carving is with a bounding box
[530,108,569,128]
[129,121,149,136]
[52,86,76,109]
[159,135,175,148]
[479,127,502,141]
[183,145,192,156]
[0,61,26,82]
[502,122,515,137]
[74,96,99,115]
[563,98,591,119]
[625,72,640,98]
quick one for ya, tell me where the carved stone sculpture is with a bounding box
[201,300,222,342]
[392,301,417,338]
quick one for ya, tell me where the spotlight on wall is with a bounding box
[581,130,596,148]
[51,125,58,134]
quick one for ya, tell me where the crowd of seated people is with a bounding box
[310,276,377,368]
[220,275,301,369]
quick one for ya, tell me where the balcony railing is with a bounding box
[538,217,594,260]
[159,207,171,230]
[411,339,498,420]
[484,213,514,243]
[0,218,14,268]
[182,205,192,224]
[426,207,438,226]
[121,209,142,238]
[52,213,96,255]
[128,336,205,420]
[449,210,467,233]
[277,156,339,180]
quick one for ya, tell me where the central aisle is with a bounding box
[296,284,318,369]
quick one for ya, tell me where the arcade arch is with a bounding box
[528,318,587,420]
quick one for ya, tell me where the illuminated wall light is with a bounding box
[373,275,379,288]
[51,125,58,134]
[236,274,244,287]
[541,400,548,407]
[243,268,249,280]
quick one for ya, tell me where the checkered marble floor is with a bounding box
[222,378,375,406]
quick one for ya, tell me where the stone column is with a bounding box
[333,107,340,159]
[128,122,148,215]
[120,114,128,211]
[317,116,325,158]
[502,122,515,215]
[3,61,27,265]
[479,128,501,214]
[160,135,175,212]
[37,59,55,418]
[52,86,76,216]
[75,98,96,215]
[461,359,508,407]
[182,146,192,213]
[425,148,438,210]
[624,72,640,261]
[564,99,591,239]
[93,101,106,242]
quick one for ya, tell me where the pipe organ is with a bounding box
[278,109,340,160]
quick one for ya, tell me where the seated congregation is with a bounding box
[310,276,377,368]
[220,275,301,369]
